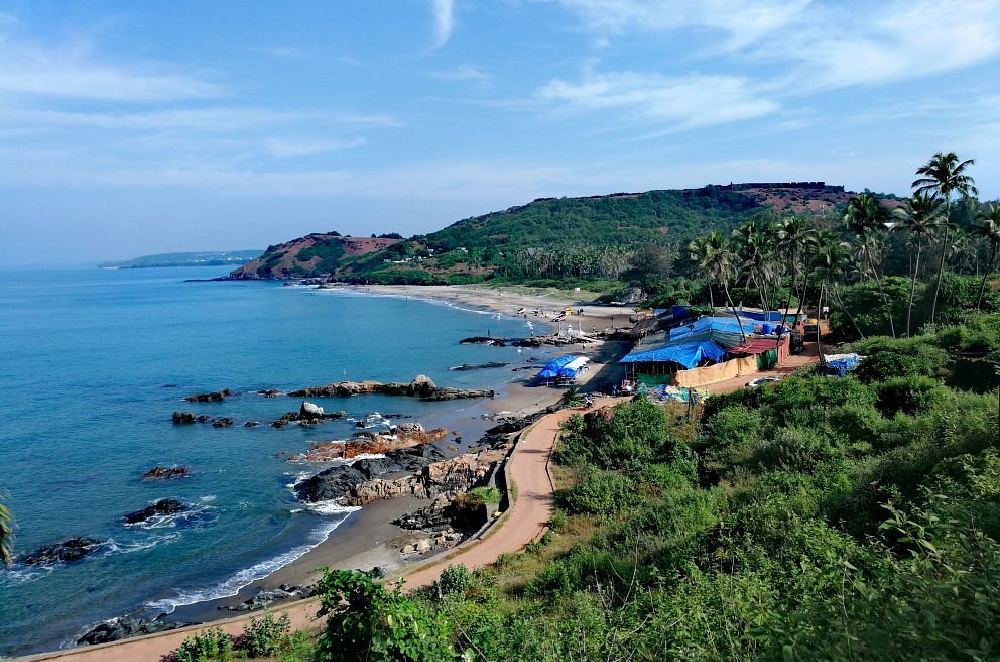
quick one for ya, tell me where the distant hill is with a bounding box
[101,250,262,269]
[228,234,402,279]
[228,183,853,284]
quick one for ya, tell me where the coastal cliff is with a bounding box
[226,233,401,280]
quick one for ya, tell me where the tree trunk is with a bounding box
[975,244,997,311]
[708,283,715,310]
[816,283,826,359]
[722,281,747,341]
[865,242,896,338]
[834,283,865,340]
[907,242,922,336]
[930,198,952,324]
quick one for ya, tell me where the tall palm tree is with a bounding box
[912,152,979,324]
[690,231,747,340]
[975,204,1000,310]
[845,193,896,337]
[776,215,812,327]
[812,230,864,341]
[1,491,13,568]
[895,192,943,336]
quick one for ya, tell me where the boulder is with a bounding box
[211,417,234,428]
[172,411,197,425]
[244,421,261,428]
[300,401,325,417]
[123,498,186,525]
[288,376,493,401]
[257,389,285,398]
[78,615,195,646]
[21,538,104,566]
[183,388,232,403]
[142,466,190,480]
[219,584,313,612]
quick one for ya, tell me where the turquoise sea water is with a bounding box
[0,266,540,656]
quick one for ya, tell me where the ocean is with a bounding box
[0,266,540,656]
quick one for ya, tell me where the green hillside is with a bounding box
[101,249,261,269]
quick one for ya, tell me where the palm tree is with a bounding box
[690,231,747,340]
[895,192,943,336]
[912,152,979,324]
[812,230,864,341]
[776,215,812,326]
[1,491,13,568]
[845,193,896,337]
[975,204,1000,310]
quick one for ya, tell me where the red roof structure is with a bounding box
[727,337,787,355]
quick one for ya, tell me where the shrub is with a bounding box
[466,486,501,504]
[437,564,473,598]
[876,375,950,416]
[852,337,950,383]
[701,405,762,466]
[240,612,291,658]
[173,627,233,662]
[562,470,639,515]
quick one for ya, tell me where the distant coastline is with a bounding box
[99,250,262,270]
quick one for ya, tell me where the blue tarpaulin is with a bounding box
[669,316,751,341]
[822,353,862,377]
[619,339,728,369]
[537,355,579,381]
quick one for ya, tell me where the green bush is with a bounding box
[240,612,291,658]
[561,470,639,515]
[876,375,950,416]
[852,336,950,383]
[173,627,233,662]
[436,564,473,598]
[466,486,501,504]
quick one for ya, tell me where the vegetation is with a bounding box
[0,490,13,568]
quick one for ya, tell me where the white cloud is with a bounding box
[430,0,456,48]
[429,65,489,84]
[265,137,366,158]
[536,71,778,127]
[0,34,221,101]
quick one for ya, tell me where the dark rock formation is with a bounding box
[288,375,493,401]
[184,388,232,403]
[244,421,261,428]
[21,538,104,566]
[257,389,285,398]
[77,615,196,646]
[270,406,347,428]
[219,584,313,612]
[449,361,510,371]
[172,411,197,424]
[294,445,446,502]
[123,498,185,525]
[142,465,190,480]
[288,424,448,463]
[211,417,234,428]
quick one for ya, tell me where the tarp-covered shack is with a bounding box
[620,338,727,385]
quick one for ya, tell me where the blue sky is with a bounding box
[1,0,999,264]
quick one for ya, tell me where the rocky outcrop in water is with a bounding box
[219,584,313,612]
[172,411,197,424]
[257,388,285,398]
[142,465,190,480]
[271,405,348,428]
[294,445,447,502]
[211,417,234,428]
[21,538,104,566]
[287,375,493,401]
[77,615,196,646]
[123,498,185,525]
[183,388,232,403]
[288,424,448,463]
[450,361,510,371]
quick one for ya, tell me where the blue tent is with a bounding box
[536,355,579,381]
[619,339,727,369]
[669,316,750,341]
[537,368,559,379]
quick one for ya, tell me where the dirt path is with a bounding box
[20,405,594,662]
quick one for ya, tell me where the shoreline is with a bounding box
[76,283,634,648]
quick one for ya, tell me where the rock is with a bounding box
[123,498,185,525]
[211,417,234,428]
[21,537,104,566]
[271,409,347,428]
[450,361,510,371]
[288,425,447,463]
[183,388,232,403]
[300,401,325,417]
[272,419,289,429]
[288,376,493,401]
[244,421,261,428]
[294,445,447,502]
[142,465,190,480]
[77,615,195,646]
[257,389,285,398]
[219,584,313,612]
[172,411,197,425]
[414,538,432,553]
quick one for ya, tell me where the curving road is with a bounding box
[19,405,589,662]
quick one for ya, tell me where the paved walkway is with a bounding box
[20,405,593,662]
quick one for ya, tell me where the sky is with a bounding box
[1,0,999,265]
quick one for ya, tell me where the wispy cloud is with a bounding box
[265,137,366,158]
[536,70,778,128]
[247,46,309,59]
[0,32,222,101]
[429,0,456,49]
[429,65,489,84]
